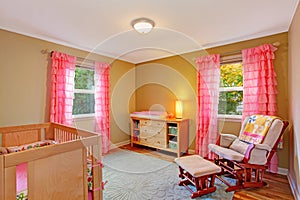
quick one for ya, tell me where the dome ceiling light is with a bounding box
[131,17,155,34]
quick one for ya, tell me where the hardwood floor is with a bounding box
[118,144,294,200]
[232,172,294,200]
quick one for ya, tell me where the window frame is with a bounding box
[72,66,96,119]
[218,58,243,121]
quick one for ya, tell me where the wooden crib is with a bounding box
[0,122,102,200]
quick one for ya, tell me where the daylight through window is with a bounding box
[72,66,95,117]
[218,62,243,118]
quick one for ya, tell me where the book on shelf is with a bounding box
[133,130,140,141]
[133,120,140,128]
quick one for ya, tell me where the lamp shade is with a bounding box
[131,18,155,34]
[175,100,183,119]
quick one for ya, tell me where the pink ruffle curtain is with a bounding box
[50,51,76,126]
[242,44,278,118]
[242,44,279,172]
[196,54,220,159]
[94,62,110,154]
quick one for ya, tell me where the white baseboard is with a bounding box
[277,167,289,175]
[110,140,130,150]
[288,172,300,200]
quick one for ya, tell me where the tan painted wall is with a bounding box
[136,32,289,169]
[288,2,300,198]
[135,84,177,112]
[0,29,135,144]
[135,61,197,146]
[110,59,136,144]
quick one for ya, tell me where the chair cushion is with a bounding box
[208,144,244,162]
[174,155,221,177]
[220,134,237,147]
[229,139,250,155]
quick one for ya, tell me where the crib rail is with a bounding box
[50,123,99,158]
[0,122,99,146]
[0,123,50,147]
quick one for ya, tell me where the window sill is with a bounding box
[218,115,242,123]
[72,114,95,121]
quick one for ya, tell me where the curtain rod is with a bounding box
[193,42,281,62]
[220,41,280,57]
[41,49,96,65]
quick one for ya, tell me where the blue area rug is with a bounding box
[103,150,235,200]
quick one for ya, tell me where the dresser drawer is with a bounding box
[140,136,166,148]
[140,126,165,138]
[140,120,165,128]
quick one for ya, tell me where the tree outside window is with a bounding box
[72,67,95,116]
[218,62,243,117]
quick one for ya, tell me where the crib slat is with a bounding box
[92,135,102,200]
[82,148,88,200]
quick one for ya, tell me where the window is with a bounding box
[218,62,243,119]
[72,66,95,117]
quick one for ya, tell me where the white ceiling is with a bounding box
[0,0,299,64]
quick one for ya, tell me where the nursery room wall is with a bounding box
[288,2,300,198]
[135,32,289,169]
[0,29,135,145]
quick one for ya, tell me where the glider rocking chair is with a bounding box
[208,115,289,192]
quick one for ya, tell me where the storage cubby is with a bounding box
[131,119,140,141]
[167,122,178,149]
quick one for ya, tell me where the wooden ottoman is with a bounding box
[174,155,221,198]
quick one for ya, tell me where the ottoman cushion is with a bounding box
[175,155,221,177]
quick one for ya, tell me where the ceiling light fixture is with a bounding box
[131,17,155,34]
